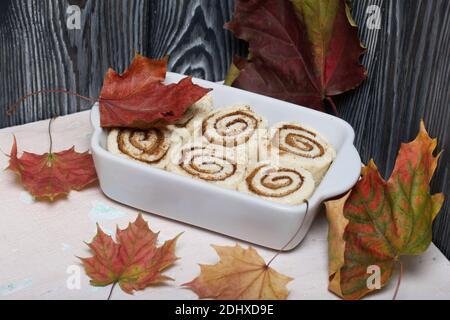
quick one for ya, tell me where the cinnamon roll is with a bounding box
[107,127,180,169]
[264,122,336,184]
[238,161,315,205]
[168,95,213,140]
[201,104,268,164]
[167,140,246,189]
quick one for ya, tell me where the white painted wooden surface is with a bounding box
[0,111,449,300]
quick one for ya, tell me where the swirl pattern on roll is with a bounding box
[267,122,336,184]
[167,141,246,189]
[274,124,325,158]
[202,105,266,148]
[107,128,172,168]
[238,162,315,205]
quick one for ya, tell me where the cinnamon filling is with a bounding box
[275,125,325,158]
[180,146,237,181]
[117,128,169,163]
[261,175,293,189]
[246,166,304,198]
[203,110,258,147]
[282,124,317,137]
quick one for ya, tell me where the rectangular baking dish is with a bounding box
[90,72,361,250]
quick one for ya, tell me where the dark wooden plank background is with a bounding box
[0,0,449,259]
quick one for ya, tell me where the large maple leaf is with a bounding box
[99,54,212,128]
[225,0,367,112]
[80,214,181,296]
[184,244,293,300]
[325,121,444,299]
[7,135,97,201]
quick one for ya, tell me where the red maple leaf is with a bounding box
[99,54,212,128]
[7,121,97,201]
[80,214,181,297]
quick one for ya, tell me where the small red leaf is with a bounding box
[7,136,97,201]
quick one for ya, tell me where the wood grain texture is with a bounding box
[148,0,246,81]
[0,0,150,127]
[0,0,449,258]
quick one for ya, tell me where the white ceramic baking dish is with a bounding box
[90,72,361,250]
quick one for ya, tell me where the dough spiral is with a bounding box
[264,122,336,184]
[238,161,315,205]
[169,95,212,133]
[107,127,174,168]
[201,105,268,163]
[167,141,246,189]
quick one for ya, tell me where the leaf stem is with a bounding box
[392,260,403,300]
[107,282,117,301]
[267,200,309,267]
[6,89,98,117]
[48,118,54,154]
[326,97,339,116]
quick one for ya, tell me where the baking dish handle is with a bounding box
[320,143,362,201]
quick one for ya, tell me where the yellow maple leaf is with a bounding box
[184,244,293,300]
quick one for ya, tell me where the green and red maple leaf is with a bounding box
[326,122,444,299]
[80,214,181,294]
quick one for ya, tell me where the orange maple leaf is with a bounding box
[184,244,293,300]
[7,123,97,201]
[80,214,181,296]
